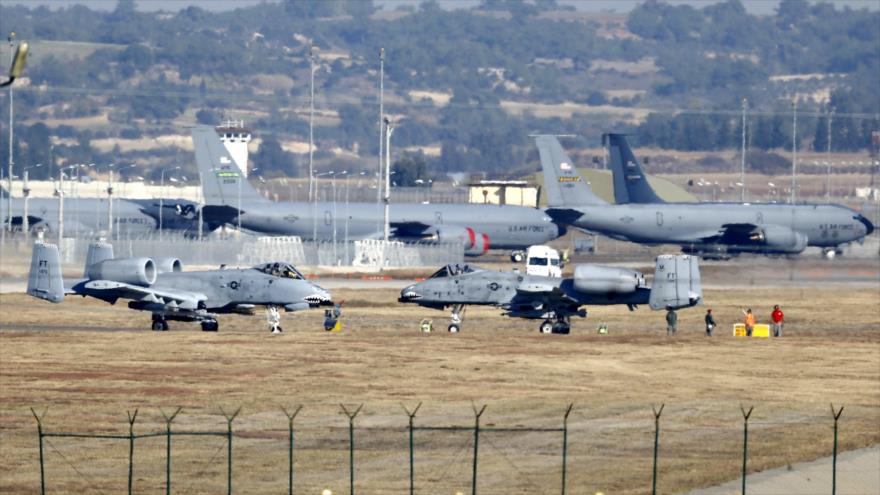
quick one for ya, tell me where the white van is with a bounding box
[525,245,562,278]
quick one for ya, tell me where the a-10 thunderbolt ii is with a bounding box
[398,254,702,333]
[26,241,333,332]
[536,134,874,260]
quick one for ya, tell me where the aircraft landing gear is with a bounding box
[201,319,219,332]
[552,316,571,335]
[151,314,169,331]
[539,320,553,334]
[510,251,525,263]
[448,304,464,333]
[266,305,282,333]
[823,247,843,260]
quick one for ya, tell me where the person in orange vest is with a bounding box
[771,305,784,337]
[742,308,756,337]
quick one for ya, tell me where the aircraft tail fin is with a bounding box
[605,133,665,204]
[83,241,114,277]
[534,135,607,207]
[192,126,266,207]
[649,254,702,310]
[27,242,65,303]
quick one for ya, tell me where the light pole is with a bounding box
[376,47,385,236]
[740,98,748,202]
[21,163,42,234]
[6,32,16,234]
[791,99,798,205]
[308,45,316,202]
[159,166,180,240]
[56,164,77,252]
[826,109,833,202]
[383,118,394,241]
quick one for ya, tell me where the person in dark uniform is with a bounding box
[705,309,716,336]
[666,307,678,336]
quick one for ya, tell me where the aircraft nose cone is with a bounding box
[856,214,875,237]
[399,285,422,303]
[304,287,333,307]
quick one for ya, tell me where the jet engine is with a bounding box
[573,265,644,294]
[750,226,808,253]
[154,257,183,273]
[87,258,157,286]
[433,227,490,255]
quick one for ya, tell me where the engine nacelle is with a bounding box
[573,265,644,294]
[87,258,157,286]
[752,226,808,253]
[433,227,490,255]
[154,257,183,273]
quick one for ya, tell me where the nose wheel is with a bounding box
[448,304,464,333]
[266,305,283,333]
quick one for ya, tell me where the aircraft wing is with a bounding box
[389,221,434,237]
[513,284,578,305]
[82,280,206,310]
[696,223,759,244]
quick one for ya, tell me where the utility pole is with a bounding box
[308,44,315,202]
[107,169,114,239]
[22,169,29,234]
[6,32,16,234]
[826,109,833,202]
[384,119,394,242]
[377,48,385,236]
[740,98,747,202]
[791,99,798,205]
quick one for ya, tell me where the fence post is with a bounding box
[219,407,241,495]
[402,402,422,495]
[30,408,47,495]
[160,407,182,495]
[561,404,573,495]
[127,409,139,495]
[282,405,303,495]
[830,404,844,495]
[651,404,665,495]
[471,404,487,495]
[340,404,363,495]
[740,405,754,495]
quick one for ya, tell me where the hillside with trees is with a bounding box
[0,0,877,183]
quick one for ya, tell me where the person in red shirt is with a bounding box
[771,305,784,337]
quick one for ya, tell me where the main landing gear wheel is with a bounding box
[539,320,554,334]
[151,316,169,331]
[447,323,461,333]
[201,320,219,332]
[511,251,525,263]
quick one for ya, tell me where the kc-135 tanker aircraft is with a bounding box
[193,126,563,257]
[536,135,873,259]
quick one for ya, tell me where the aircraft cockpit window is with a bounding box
[429,266,450,279]
[429,264,474,278]
[256,262,304,280]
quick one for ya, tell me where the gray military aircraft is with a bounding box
[27,241,333,332]
[193,126,562,256]
[399,254,701,334]
[536,135,874,259]
[0,190,206,238]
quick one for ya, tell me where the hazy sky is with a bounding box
[3,0,878,15]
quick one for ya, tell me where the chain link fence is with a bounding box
[26,403,861,495]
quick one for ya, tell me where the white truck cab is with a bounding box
[525,245,562,278]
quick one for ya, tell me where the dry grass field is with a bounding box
[1,281,879,494]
